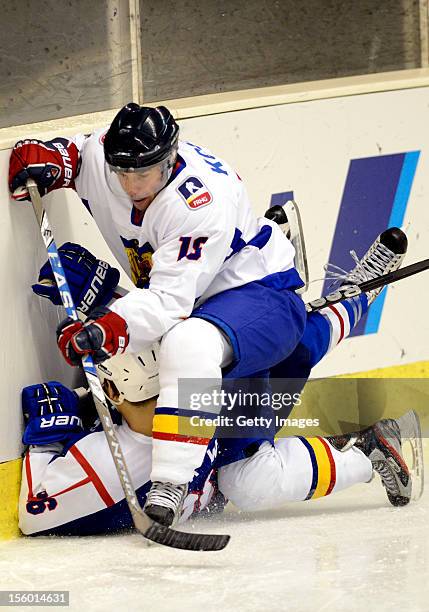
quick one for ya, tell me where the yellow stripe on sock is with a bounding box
[306,437,333,499]
[153,413,180,434]
[152,414,216,439]
[0,458,22,539]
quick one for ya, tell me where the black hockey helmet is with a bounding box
[104,103,179,170]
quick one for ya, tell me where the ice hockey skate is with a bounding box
[328,410,424,506]
[144,481,188,527]
[265,199,309,294]
[326,227,408,304]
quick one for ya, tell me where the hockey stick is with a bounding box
[26,179,230,552]
[305,258,429,313]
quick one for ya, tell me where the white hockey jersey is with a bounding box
[19,422,217,535]
[74,131,296,352]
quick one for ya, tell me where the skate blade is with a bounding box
[283,200,309,294]
[396,410,425,502]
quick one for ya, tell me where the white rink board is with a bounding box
[0,154,132,463]
[178,87,429,377]
[1,86,429,461]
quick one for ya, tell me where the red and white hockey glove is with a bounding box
[56,307,129,366]
[8,138,80,201]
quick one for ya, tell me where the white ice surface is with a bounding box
[1,475,428,612]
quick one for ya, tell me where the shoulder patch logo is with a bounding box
[177,176,212,210]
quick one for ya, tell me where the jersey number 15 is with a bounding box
[177,236,208,261]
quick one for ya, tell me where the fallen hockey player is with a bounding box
[18,229,423,536]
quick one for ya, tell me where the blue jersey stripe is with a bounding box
[297,436,318,500]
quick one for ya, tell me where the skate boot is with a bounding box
[326,227,408,304]
[144,481,188,527]
[328,411,424,506]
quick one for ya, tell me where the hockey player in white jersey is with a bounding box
[18,228,423,536]
[9,103,306,527]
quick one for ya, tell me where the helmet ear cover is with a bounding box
[103,103,179,170]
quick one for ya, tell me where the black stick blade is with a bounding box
[360,258,429,291]
[144,523,230,551]
[306,258,429,313]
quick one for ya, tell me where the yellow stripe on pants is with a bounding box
[306,437,333,499]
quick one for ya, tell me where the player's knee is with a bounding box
[218,442,285,512]
[160,318,227,378]
[218,467,268,512]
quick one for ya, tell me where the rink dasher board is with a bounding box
[1,87,429,459]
